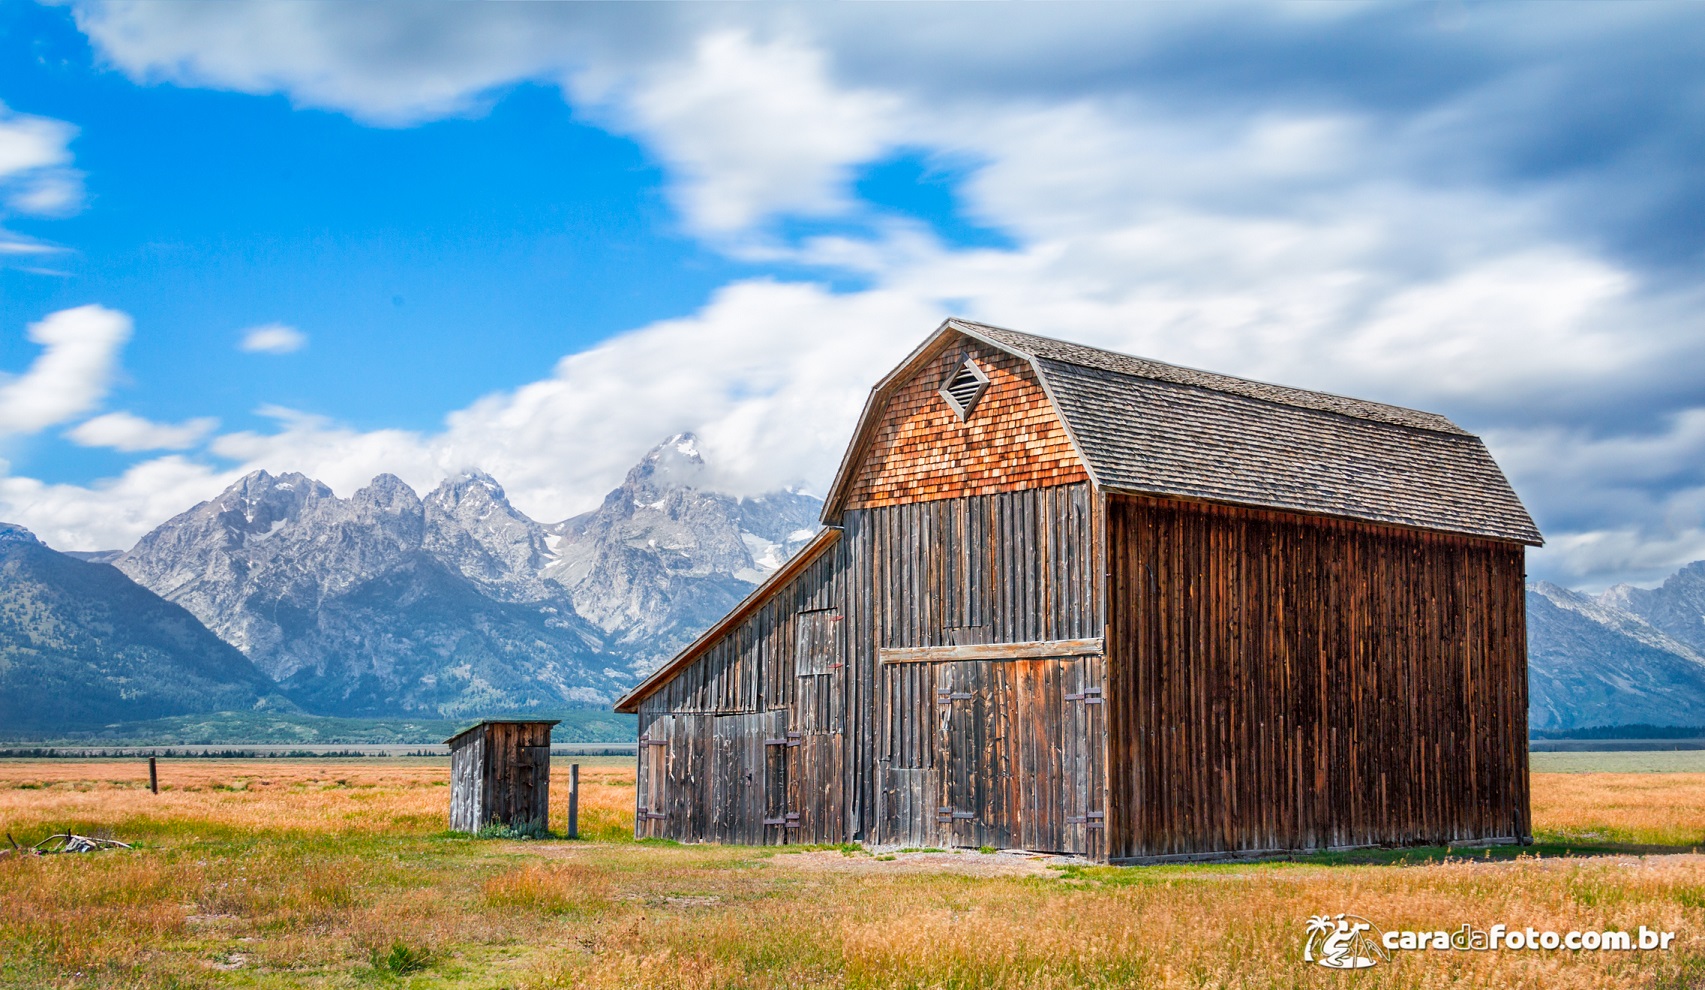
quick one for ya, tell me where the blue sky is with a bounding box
[2,7,748,454]
[1,2,1703,590]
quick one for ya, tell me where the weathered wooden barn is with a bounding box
[446,719,557,833]
[614,320,1542,862]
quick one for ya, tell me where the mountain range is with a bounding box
[6,432,1705,733]
[1526,566,1705,732]
[0,522,278,731]
[2,435,819,728]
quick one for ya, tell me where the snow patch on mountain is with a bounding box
[108,436,823,713]
[541,432,822,669]
[1527,577,1705,731]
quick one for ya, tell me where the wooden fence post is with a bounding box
[568,763,579,839]
[148,757,158,795]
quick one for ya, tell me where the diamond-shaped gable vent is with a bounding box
[939,359,990,420]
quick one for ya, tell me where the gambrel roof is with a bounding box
[823,319,1542,546]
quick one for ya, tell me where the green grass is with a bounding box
[767,842,866,857]
[472,818,554,841]
[369,941,433,977]
[1531,750,1705,773]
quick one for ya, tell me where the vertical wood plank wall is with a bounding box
[866,485,1102,850]
[1104,493,1530,860]
[635,482,1103,849]
[448,723,553,832]
[447,732,485,832]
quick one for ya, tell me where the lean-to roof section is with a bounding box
[612,526,843,714]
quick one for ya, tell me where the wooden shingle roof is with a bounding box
[824,319,1542,546]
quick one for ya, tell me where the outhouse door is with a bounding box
[935,654,1105,856]
[511,742,551,827]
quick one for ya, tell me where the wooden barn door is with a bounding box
[640,712,790,844]
[637,718,670,839]
[935,655,1105,855]
[936,660,998,848]
[1061,656,1107,859]
[709,713,772,845]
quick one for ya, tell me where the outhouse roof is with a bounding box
[443,718,560,747]
[822,319,1543,546]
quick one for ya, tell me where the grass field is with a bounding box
[1533,750,1705,774]
[2,756,1701,989]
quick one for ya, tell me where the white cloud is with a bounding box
[0,102,84,255]
[598,30,901,235]
[1482,409,1705,587]
[72,1,589,125]
[0,456,236,553]
[0,238,62,256]
[208,405,440,499]
[0,108,70,176]
[239,323,307,354]
[39,4,1705,588]
[1338,251,1636,398]
[67,412,219,452]
[1536,526,1705,594]
[0,305,131,436]
[9,174,82,215]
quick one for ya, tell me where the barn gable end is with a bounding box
[842,338,1089,512]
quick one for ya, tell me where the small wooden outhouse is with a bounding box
[445,719,558,832]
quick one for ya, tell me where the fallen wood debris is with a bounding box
[0,833,132,858]
[36,833,132,853]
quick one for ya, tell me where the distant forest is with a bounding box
[1531,724,1705,740]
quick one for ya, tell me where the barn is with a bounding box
[613,319,1542,862]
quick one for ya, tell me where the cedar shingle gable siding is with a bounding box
[616,319,1538,863]
[845,342,1089,510]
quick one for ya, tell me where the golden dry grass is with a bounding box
[1534,772,1705,848]
[0,759,1699,989]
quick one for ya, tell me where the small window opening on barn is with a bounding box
[796,607,841,676]
[939,358,990,420]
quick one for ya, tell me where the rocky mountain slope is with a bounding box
[1601,561,1705,657]
[113,470,622,717]
[0,523,278,732]
[545,433,820,667]
[1526,580,1705,731]
[111,435,822,717]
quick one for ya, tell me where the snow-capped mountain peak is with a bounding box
[542,433,820,663]
[108,436,823,715]
[620,431,709,501]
